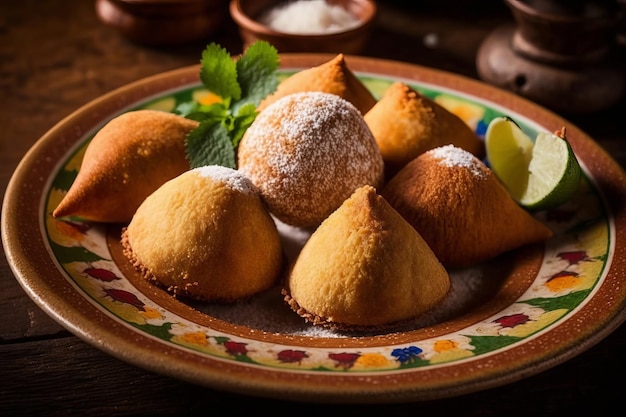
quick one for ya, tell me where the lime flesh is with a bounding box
[485,117,533,201]
[485,117,581,211]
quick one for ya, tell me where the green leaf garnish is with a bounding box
[231,103,259,147]
[233,40,280,112]
[199,43,241,101]
[180,41,279,169]
[185,120,236,169]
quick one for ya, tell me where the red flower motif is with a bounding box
[277,349,309,364]
[84,267,120,282]
[104,288,145,311]
[557,250,588,265]
[328,352,360,369]
[494,313,530,328]
[223,340,248,356]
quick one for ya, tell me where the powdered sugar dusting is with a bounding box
[194,264,490,338]
[429,145,485,178]
[183,154,497,337]
[194,165,257,195]
[238,91,383,226]
[243,92,376,178]
[191,213,494,338]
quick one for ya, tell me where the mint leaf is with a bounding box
[233,41,279,111]
[185,120,236,169]
[175,101,229,123]
[182,41,280,169]
[231,103,258,147]
[200,43,241,101]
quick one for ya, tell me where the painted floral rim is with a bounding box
[4,55,626,403]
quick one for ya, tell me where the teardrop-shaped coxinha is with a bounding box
[52,54,378,224]
[382,145,553,268]
[364,82,485,178]
[283,185,450,331]
[53,110,197,223]
[258,53,377,115]
[53,55,485,225]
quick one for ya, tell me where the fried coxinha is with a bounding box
[52,43,555,331]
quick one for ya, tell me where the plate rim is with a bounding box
[4,53,626,403]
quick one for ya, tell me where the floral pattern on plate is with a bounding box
[43,73,610,373]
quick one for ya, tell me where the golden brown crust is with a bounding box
[258,54,377,115]
[53,110,197,223]
[122,167,284,303]
[283,185,450,330]
[281,288,422,333]
[364,82,484,178]
[382,146,553,268]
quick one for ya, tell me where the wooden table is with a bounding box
[2,1,626,415]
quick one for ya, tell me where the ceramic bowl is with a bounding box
[95,0,229,46]
[229,0,377,54]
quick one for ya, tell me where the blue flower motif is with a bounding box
[475,119,488,137]
[391,345,423,364]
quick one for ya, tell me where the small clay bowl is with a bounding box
[95,0,228,46]
[229,0,377,54]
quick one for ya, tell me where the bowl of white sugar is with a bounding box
[229,0,377,54]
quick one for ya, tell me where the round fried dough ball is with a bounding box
[237,92,384,228]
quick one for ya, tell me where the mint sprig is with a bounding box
[185,122,235,169]
[176,41,279,169]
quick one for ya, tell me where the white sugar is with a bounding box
[193,212,492,338]
[259,0,360,35]
[244,92,373,179]
[195,264,489,338]
[238,91,381,216]
[194,165,257,195]
[429,145,485,177]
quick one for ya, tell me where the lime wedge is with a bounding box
[485,117,581,211]
[485,117,534,201]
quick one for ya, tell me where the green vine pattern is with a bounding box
[43,72,610,373]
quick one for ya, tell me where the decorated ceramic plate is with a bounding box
[3,54,626,403]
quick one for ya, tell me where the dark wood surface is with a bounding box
[2,1,626,415]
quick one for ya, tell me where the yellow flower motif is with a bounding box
[433,339,458,353]
[577,261,603,291]
[177,331,209,347]
[140,306,164,320]
[190,88,224,106]
[46,211,86,246]
[354,353,390,369]
[545,272,580,292]
[420,336,474,364]
[110,304,146,325]
[433,96,485,130]
[429,348,474,364]
[196,91,223,106]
